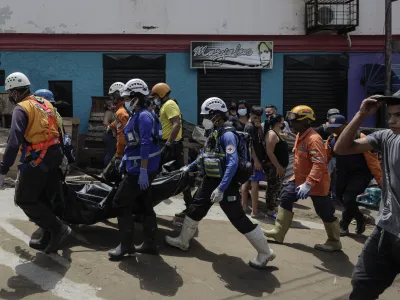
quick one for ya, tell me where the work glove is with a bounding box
[0,174,5,190]
[139,168,149,190]
[295,182,312,200]
[180,166,190,173]
[210,188,224,203]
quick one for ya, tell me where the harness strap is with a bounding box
[18,97,59,171]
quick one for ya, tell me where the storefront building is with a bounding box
[0,0,399,131]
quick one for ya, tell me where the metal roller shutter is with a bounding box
[197,69,261,123]
[103,54,166,96]
[283,55,348,125]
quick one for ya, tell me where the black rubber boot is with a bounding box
[29,228,51,250]
[44,224,72,254]
[135,215,159,255]
[356,215,367,235]
[109,214,135,260]
[339,219,350,237]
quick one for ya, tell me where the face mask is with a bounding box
[202,118,214,130]
[131,98,139,111]
[238,109,247,116]
[124,101,132,112]
[154,98,162,106]
[230,106,237,111]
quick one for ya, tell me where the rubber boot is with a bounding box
[314,219,342,252]
[245,225,276,269]
[165,215,199,251]
[339,219,350,236]
[29,228,51,250]
[44,224,72,254]
[262,207,294,243]
[109,214,135,260]
[135,215,159,255]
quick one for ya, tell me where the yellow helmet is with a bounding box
[151,83,171,98]
[286,105,316,121]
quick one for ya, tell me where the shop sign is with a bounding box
[190,41,273,69]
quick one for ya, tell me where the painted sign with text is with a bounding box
[190,41,273,69]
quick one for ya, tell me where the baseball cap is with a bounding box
[327,114,346,128]
[327,108,340,117]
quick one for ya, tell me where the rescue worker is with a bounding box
[108,78,161,259]
[150,83,192,219]
[325,114,382,236]
[0,72,71,253]
[165,97,276,269]
[35,89,75,165]
[34,89,65,138]
[263,105,342,252]
[103,82,129,182]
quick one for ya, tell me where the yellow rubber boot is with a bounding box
[262,207,294,243]
[314,219,342,252]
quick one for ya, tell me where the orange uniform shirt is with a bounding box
[290,128,330,196]
[110,102,130,158]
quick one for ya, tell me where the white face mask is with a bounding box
[154,98,162,106]
[202,118,214,130]
[124,101,132,112]
[238,108,247,116]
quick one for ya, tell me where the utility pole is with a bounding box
[383,0,396,127]
[385,0,393,98]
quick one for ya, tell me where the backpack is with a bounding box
[218,126,254,184]
[134,110,162,142]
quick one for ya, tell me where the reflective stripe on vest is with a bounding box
[126,150,161,161]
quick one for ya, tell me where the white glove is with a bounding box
[0,174,5,190]
[211,188,224,203]
[295,182,312,200]
[180,166,190,173]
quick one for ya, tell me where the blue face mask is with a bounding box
[238,108,247,116]
[124,101,132,112]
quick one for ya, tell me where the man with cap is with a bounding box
[316,108,341,141]
[334,93,400,299]
[325,114,382,236]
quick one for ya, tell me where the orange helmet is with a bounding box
[151,83,171,98]
[286,105,316,121]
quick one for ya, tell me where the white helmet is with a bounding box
[121,79,149,97]
[108,82,125,95]
[5,72,31,91]
[200,97,228,115]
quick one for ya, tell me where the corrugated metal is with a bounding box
[283,70,348,125]
[197,69,261,123]
[103,54,166,95]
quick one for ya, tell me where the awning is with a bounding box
[363,64,400,94]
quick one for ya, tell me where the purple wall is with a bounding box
[348,53,400,127]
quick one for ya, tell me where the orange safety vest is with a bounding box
[17,95,60,169]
